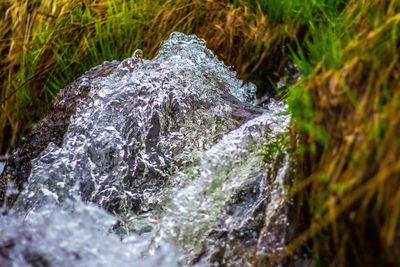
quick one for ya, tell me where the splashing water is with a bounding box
[156,106,289,264]
[0,32,290,266]
[0,162,4,175]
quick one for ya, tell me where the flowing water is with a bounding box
[0,32,290,267]
[0,162,4,176]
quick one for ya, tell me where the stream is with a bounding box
[0,32,290,267]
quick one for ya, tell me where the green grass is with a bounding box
[234,0,346,23]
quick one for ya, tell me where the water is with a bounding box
[156,106,289,264]
[0,32,290,266]
[0,162,4,175]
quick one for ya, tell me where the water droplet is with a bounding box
[132,49,143,60]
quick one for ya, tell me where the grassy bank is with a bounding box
[1,0,400,266]
[286,0,400,266]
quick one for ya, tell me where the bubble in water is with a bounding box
[118,49,144,72]
[132,49,144,61]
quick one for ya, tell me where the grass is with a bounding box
[1,0,400,266]
[285,0,400,266]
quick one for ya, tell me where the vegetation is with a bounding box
[1,0,400,266]
[286,1,400,266]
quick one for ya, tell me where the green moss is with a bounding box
[259,132,287,163]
